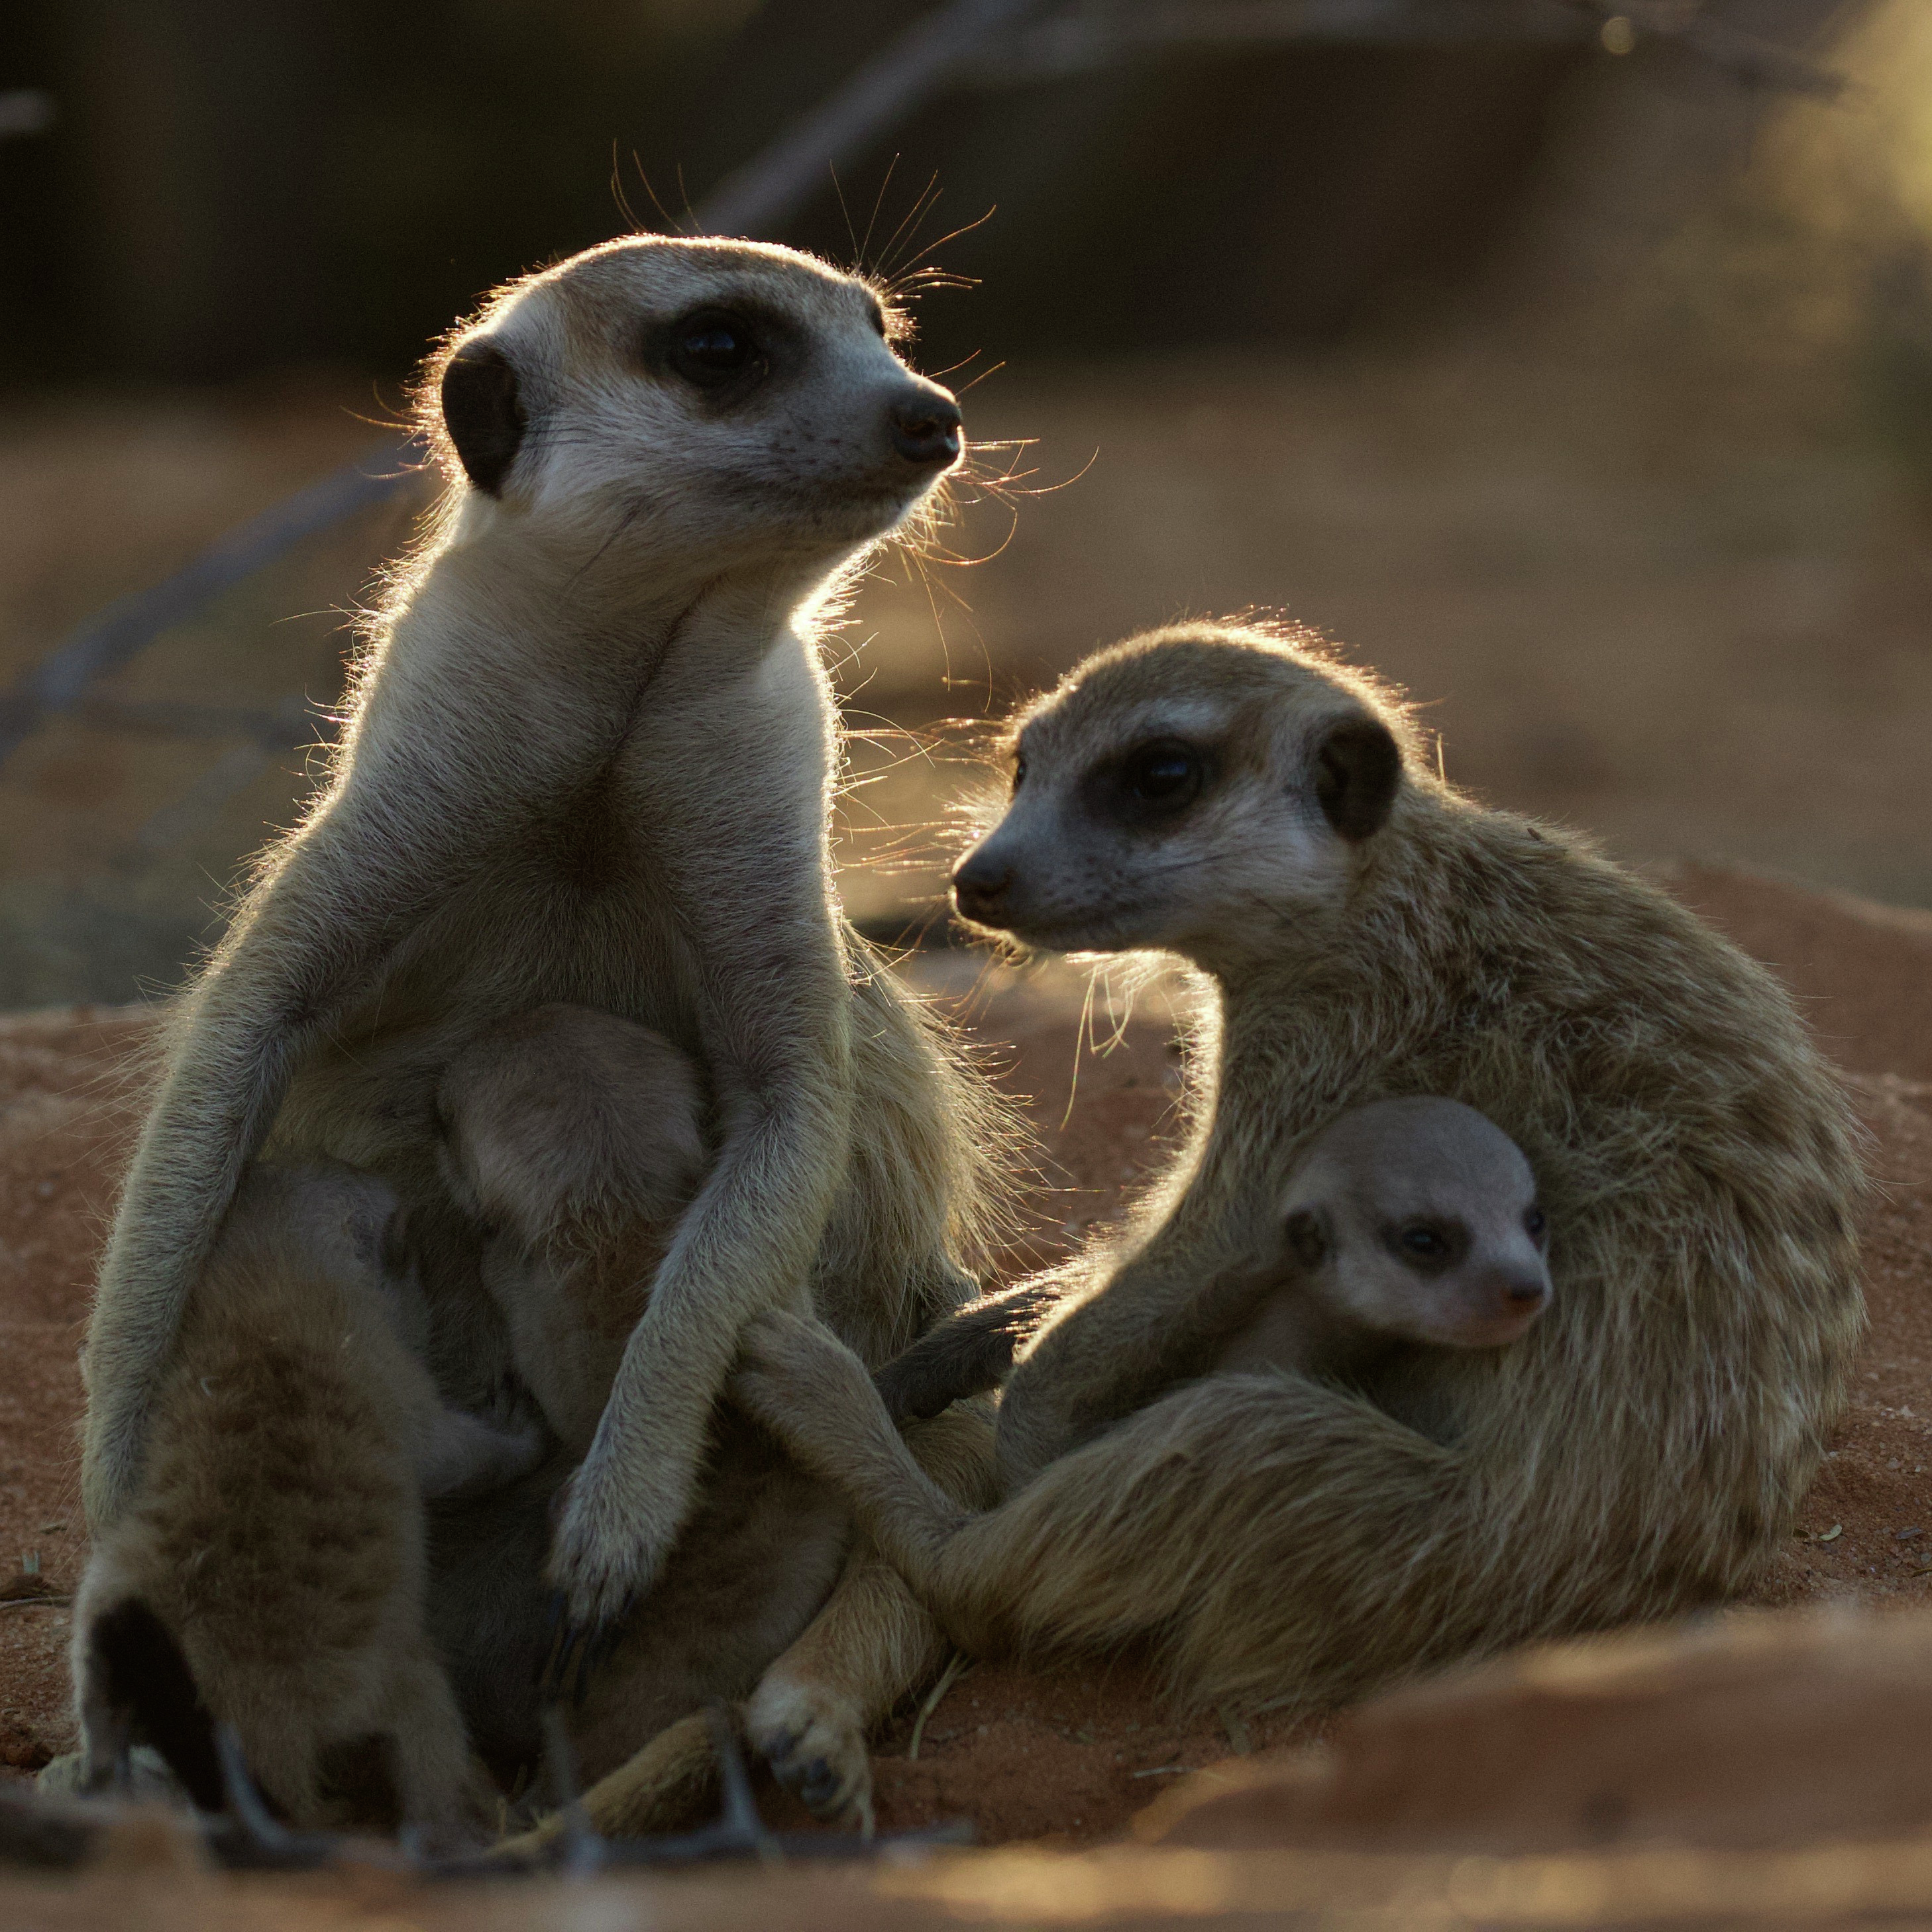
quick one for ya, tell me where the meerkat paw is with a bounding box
[541,1466,686,1695]
[745,1674,875,1834]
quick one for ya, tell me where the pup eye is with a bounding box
[1525,1206,1547,1243]
[1011,755,1028,795]
[1399,1223,1448,1260]
[1121,739,1203,808]
[669,311,761,388]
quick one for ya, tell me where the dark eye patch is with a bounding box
[643,299,798,401]
[1083,736,1210,828]
[1386,1217,1468,1273]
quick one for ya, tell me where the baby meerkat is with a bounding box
[79,233,1012,1764]
[877,1097,1551,1422]
[1216,1097,1551,1371]
[70,1163,543,1831]
[436,1004,710,1457]
[754,621,1864,1712]
[733,1097,1553,1654]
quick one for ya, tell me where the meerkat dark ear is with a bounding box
[1315,716,1402,841]
[1285,1207,1328,1271]
[440,339,526,496]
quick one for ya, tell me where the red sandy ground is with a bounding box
[0,861,1927,1845]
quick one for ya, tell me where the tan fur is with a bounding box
[71,1163,538,1830]
[436,1004,1000,1829]
[77,234,1012,1664]
[497,1401,999,1852]
[736,622,1866,1714]
[437,1004,709,1455]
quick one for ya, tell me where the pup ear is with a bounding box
[1285,1207,1328,1271]
[440,339,526,496]
[1314,716,1402,842]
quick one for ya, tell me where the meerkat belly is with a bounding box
[270,846,702,1177]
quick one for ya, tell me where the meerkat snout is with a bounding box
[950,845,1012,924]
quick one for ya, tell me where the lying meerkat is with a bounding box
[69,1162,543,1831]
[751,621,1864,1711]
[733,1095,1554,1660]
[432,1004,993,1833]
[78,235,1013,1812]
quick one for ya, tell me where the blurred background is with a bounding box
[0,0,1927,1006]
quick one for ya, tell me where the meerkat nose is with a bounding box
[888,392,963,468]
[951,849,1012,922]
[1495,1269,1550,1311]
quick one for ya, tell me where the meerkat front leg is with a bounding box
[542,636,857,1649]
[745,1399,996,1826]
[871,1276,1068,1422]
[734,1313,979,1597]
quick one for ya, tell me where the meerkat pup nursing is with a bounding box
[435,1004,710,1458]
[70,1163,543,1831]
[735,1095,1553,1650]
[433,1004,994,1835]
[747,621,1863,1712]
[78,233,1012,1815]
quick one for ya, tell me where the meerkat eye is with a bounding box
[1120,739,1204,808]
[1525,1205,1548,1244]
[669,309,763,389]
[1391,1218,1463,1271]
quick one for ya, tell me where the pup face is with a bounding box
[225,1160,413,1294]
[434,236,961,569]
[1283,1097,1550,1350]
[951,629,1405,966]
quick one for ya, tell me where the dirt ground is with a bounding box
[0,860,1927,1845]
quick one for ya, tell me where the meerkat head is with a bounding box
[424,235,961,572]
[222,1161,414,1294]
[951,625,1416,968]
[1283,1098,1550,1351]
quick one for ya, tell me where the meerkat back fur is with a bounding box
[753,621,1864,1711]
[78,233,1012,1678]
[70,1163,541,1829]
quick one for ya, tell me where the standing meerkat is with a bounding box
[732,1095,1557,1672]
[69,1163,543,1831]
[79,236,1010,1745]
[745,622,1863,1711]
